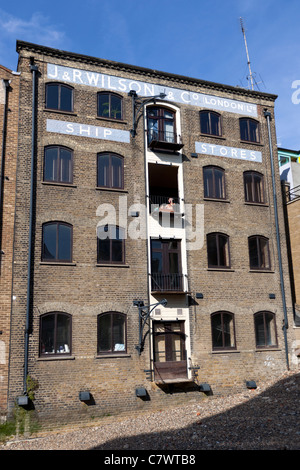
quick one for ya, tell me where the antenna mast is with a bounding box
[240,17,254,90]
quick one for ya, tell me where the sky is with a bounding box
[0,0,299,150]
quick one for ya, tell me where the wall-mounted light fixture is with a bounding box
[135,387,147,398]
[199,383,211,393]
[79,391,91,401]
[17,395,29,407]
[128,90,167,137]
[246,380,257,389]
[133,298,167,354]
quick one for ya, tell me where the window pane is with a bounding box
[169,252,179,273]
[112,314,125,351]
[46,84,59,109]
[56,314,71,353]
[210,113,220,136]
[154,325,166,362]
[98,94,110,117]
[43,224,57,260]
[207,235,218,266]
[204,167,213,197]
[58,224,71,261]
[98,239,110,262]
[151,252,162,273]
[214,168,225,198]
[111,155,122,188]
[60,148,72,183]
[249,120,258,142]
[244,173,253,201]
[111,240,123,262]
[98,154,110,187]
[219,235,229,266]
[212,314,223,348]
[259,238,270,269]
[44,147,58,181]
[60,86,73,112]
[41,315,55,354]
[98,314,112,352]
[164,120,174,142]
[265,312,276,345]
[253,174,263,203]
[240,119,249,140]
[223,313,234,347]
[249,237,259,268]
[110,95,122,119]
[200,112,210,134]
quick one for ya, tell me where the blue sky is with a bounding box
[0,0,299,150]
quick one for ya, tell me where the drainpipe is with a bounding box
[23,62,38,396]
[0,79,10,270]
[264,109,289,370]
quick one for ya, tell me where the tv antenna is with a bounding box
[240,17,255,90]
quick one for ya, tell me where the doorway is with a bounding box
[153,321,187,381]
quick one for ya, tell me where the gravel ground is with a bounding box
[1,371,299,451]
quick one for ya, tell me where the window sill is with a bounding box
[37,355,75,361]
[240,140,263,147]
[199,133,226,140]
[255,347,280,352]
[249,269,274,273]
[95,353,131,359]
[41,181,77,188]
[95,187,128,193]
[40,262,76,266]
[244,202,268,207]
[204,198,230,203]
[207,268,234,272]
[44,108,77,117]
[212,349,239,354]
[96,264,129,268]
[96,116,127,125]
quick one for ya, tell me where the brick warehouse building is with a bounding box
[2,40,298,427]
[0,65,20,422]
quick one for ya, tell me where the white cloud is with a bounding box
[0,9,69,69]
[0,10,66,44]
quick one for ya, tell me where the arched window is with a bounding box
[244,171,265,203]
[97,312,127,354]
[39,312,72,356]
[239,118,260,143]
[42,222,72,262]
[207,232,230,268]
[97,152,124,189]
[254,311,278,348]
[248,235,270,270]
[146,106,183,150]
[211,311,236,350]
[200,111,222,136]
[97,92,123,120]
[44,146,73,184]
[203,166,226,199]
[45,83,73,112]
[97,225,125,264]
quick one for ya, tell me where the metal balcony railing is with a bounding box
[147,130,183,150]
[151,273,184,292]
[149,195,181,214]
[286,184,300,202]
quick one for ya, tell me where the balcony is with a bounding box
[147,130,184,151]
[149,195,181,215]
[150,273,186,294]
